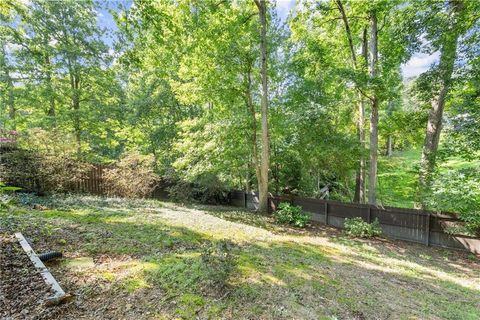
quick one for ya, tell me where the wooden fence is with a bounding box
[230,190,480,254]
[71,167,479,254]
[74,165,107,195]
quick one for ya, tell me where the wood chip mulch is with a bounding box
[0,234,67,319]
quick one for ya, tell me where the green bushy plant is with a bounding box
[424,168,480,236]
[166,172,229,204]
[201,240,236,289]
[344,217,382,238]
[274,202,311,228]
[0,182,21,209]
[0,182,21,193]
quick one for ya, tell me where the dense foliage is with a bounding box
[0,131,90,193]
[103,151,158,198]
[344,217,382,238]
[274,202,311,228]
[0,0,479,222]
[425,168,480,236]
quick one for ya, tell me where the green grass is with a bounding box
[378,148,480,208]
[1,194,479,319]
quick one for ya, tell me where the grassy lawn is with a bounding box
[1,194,479,319]
[377,149,480,208]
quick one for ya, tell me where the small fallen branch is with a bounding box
[15,232,70,306]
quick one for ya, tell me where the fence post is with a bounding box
[367,207,371,223]
[425,212,430,246]
[324,202,329,225]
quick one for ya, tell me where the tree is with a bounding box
[12,0,108,157]
[0,1,19,129]
[335,0,368,203]
[367,8,379,205]
[253,0,270,213]
[417,0,465,203]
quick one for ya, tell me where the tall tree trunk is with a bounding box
[71,73,81,157]
[386,135,393,157]
[6,74,15,128]
[354,28,368,203]
[42,33,55,119]
[354,97,366,202]
[385,101,394,158]
[73,94,81,157]
[368,10,379,205]
[336,0,366,203]
[245,161,252,193]
[418,0,464,207]
[254,0,270,213]
[244,61,261,198]
[45,55,56,118]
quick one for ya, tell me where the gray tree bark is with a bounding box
[6,73,15,126]
[243,58,261,198]
[355,28,369,204]
[368,10,379,205]
[254,0,270,213]
[45,55,56,118]
[386,135,393,157]
[69,69,82,157]
[418,0,464,207]
[0,45,16,129]
[336,0,366,203]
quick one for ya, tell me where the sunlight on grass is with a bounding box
[2,194,479,319]
[378,149,480,208]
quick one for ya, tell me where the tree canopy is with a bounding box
[1,0,479,216]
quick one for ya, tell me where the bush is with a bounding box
[0,128,92,193]
[166,172,230,204]
[166,179,193,203]
[191,173,230,204]
[0,148,90,193]
[344,217,382,238]
[424,168,480,236]
[0,182,20,209]
[103,151,158,198]
[274,202,311,228]
[201,240,236,289]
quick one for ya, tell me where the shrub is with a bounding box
[191,173,230,204]
[274,202,311,228]
[0,128,92,193]
[166,180,193,203]
[344,217,382,238]
[0,182,21,209]
[201,240,236,289]
[424,168,480,236]
[103,151,158,198]
[0,148,90,193]
[166,172,229,204]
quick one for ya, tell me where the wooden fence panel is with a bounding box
[67,172,480,254]
[74,165,106,195]
[227,190,479,254]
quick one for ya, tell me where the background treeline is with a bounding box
[0,0,479,232]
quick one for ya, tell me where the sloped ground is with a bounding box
[0,194,479,319]
[377,148,480,208]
